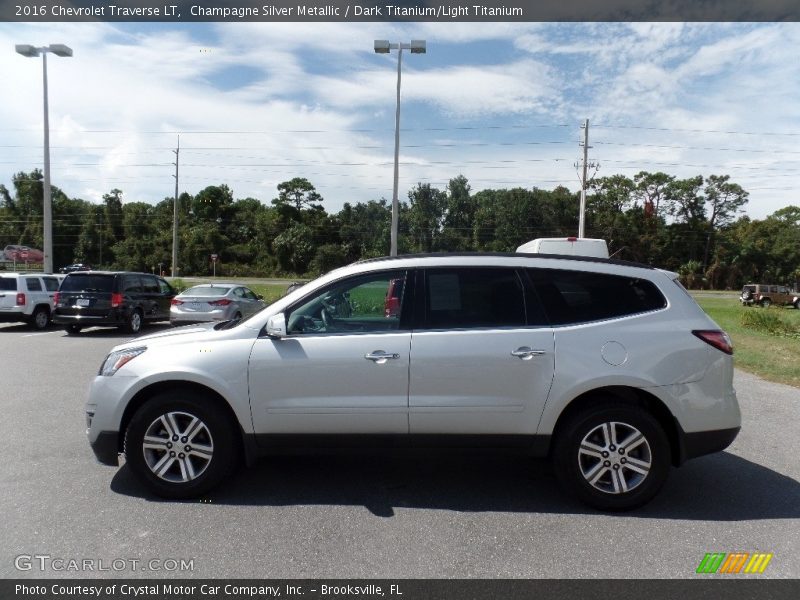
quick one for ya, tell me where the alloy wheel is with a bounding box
[577,421,652,494]
[142,411,214,483]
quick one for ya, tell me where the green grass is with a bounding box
[695,295,800,388]
[246,283,296,306]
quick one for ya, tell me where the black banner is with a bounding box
[3,0,800,22]
[2,580,800,600]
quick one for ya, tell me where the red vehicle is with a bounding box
[3,245,44,263]
[384,277,404,317]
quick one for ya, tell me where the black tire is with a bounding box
[794,300,799,310]
[233,312,243,321]
[28,306,50,330]
[552,402,670,511]
[124,392,240,499]
[124,309,143,334]
[760,298,771,308]
[64,324,82,335]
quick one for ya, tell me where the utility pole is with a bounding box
[171,136,179,277]
[576,119,598,238]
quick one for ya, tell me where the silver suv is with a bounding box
[86,254,740,510]
[0,272,62,329]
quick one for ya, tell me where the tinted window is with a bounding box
[424,268,525,329]
[141,275,159,294]
[527,269,666,325]
[0,277,17,291]
[60,274,114,293]
[25,277,42,292]
[42,277,59,292]
[123,275,143,293]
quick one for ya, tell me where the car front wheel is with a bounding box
[553,403,670,511]
[124,392,239,499]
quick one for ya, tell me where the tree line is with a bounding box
[1,169,798,289]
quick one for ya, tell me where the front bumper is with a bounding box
[89,431,120,466]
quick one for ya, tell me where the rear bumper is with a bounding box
[53,310,125,327]
[0,310,29,323]
[676,425,740,464]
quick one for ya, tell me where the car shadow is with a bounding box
[109,450,800,520]
[57,322,173,339]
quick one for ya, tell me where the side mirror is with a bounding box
[256,294,264,300]
[265,313,287,338]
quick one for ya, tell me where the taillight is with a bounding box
[208,298,232,306]
[16,292,25,305]
[170,298,183,306]
[111,293,123,308]
[693,330,733,355]
[53,292,60,305]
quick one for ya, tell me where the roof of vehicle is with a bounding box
[356,252,654,270]
[63,270,162,276]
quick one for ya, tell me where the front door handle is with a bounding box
[365,351,400,364]
[511,347,546,360]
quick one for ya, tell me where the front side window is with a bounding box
[287,271,407,335]
[158,278,173,295]
[423,268,526,330]
[527,268,667,325]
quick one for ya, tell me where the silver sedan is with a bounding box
[170,284,266,326]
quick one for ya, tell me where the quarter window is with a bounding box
[527,269,666,325]
[42,277,59,292]
[423,268,526,329]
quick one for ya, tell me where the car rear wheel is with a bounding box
[29,306,50,330]
[124,309,143,334]
[124,392,239,499]
[552,403,670,511]
[760,298,772,308]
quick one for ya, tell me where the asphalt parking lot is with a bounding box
[0,321,798,579]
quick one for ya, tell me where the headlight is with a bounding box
[99,347,147,376]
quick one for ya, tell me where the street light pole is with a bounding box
[374,39,426,257]
[16,43,73,274]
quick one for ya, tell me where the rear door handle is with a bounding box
[511,347,546,360]
[365,351,401,364]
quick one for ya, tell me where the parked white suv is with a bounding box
[86,254,740,510]
[0,272,62,329]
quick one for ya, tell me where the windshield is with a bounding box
[60,274,114,293]
[182,286,230,297]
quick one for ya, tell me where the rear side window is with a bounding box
[527,269,666,326]
[142,275,159,293]
[424,268,526,329]
[25,277,42,292]
[60,275,114,293]
[0,277,17,291]
[123,275,143,293]
[42,277,59,292]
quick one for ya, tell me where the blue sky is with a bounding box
[1,21,799,219]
